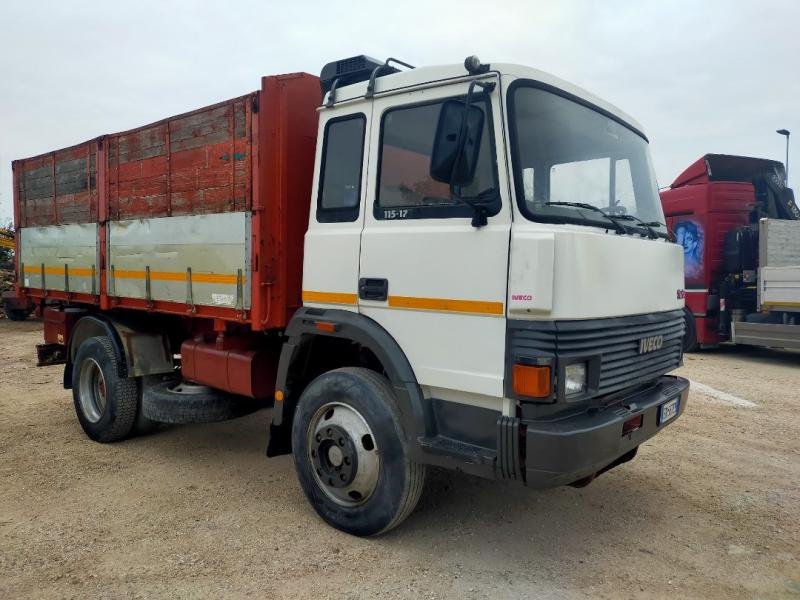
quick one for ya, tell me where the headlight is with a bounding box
[564,362,587,395]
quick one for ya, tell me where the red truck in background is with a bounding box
[661,154,800,351]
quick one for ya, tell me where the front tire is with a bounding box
[72,336,138,442]
[291,367,426,536]
[682,306,698,353]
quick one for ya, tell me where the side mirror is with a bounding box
[429,99,484,185]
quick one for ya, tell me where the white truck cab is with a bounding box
[270,56,689,535]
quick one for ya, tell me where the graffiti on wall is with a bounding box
[674,220,704,285]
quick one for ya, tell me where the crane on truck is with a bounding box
[661,154,800,351]
[11,55,690,536]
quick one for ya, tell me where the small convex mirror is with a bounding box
[429,100,484,185]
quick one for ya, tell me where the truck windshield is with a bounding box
[508,83,666,233]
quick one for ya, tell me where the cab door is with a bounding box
[302,109,370,311]
[358,79,512,401]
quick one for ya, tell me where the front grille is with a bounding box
[508,310,684,399]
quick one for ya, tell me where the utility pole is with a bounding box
[777,129,790,185]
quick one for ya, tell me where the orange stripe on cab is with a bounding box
[302,290,358,305]
[301,290,504,315]
[388,295,504,315]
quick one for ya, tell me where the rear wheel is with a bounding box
[4,305,31,321]
[291,367,426,536]
[72,336,138,442]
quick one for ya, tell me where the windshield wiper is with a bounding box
[605,214,659,239]
[545,202,670,240]
[607,214,673,241]
[544,202,627,234]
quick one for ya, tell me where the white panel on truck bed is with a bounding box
[108,212,250,309]
[760,219,800,267]
[19,224,99,293]
[760,266,800,311]
[759,219,800,312]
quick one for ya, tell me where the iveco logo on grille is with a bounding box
[639,335,664,354]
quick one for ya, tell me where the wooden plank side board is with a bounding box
[106,94,254,220]
[16,143,97,226]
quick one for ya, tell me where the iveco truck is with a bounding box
[12,55,689,536]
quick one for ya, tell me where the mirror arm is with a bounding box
[449,79,495,228]
[448,81,479,192]
[471,205,489,227]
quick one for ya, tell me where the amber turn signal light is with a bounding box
[314,321,337,333]
[512,364,551,398]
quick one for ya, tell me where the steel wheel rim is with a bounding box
[307,401,380,507]
[78,358,107,423]
[169,382,213,394]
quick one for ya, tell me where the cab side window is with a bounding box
[317,114,366,223]
[376,97,499,220]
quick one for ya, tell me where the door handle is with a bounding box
[358,278,389,302]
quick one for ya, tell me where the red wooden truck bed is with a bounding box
[13,73,319,331]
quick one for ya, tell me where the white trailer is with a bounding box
[732,219,800,349]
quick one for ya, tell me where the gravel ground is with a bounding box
[1,318,798,599]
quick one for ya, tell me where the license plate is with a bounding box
[659,397,679,425]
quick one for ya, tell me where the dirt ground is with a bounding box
[0,319,798,599]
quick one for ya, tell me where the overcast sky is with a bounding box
[1,0,798,224]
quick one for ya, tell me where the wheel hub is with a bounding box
[78,358,107,423]
[310,424,358,488]
[328,445,343,467]
[307,402,380,506]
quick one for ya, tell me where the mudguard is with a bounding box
[267,307,433,458]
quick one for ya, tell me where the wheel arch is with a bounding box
[64,314,174,388]
[267,307,432,458]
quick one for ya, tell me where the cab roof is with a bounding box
[670,154,786,188]
[323,61,646,138]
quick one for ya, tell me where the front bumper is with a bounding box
[518,375,689,488]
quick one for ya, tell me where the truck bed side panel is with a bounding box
[759,219,800,312]
[107,212,249,309]
[19,223,99,294]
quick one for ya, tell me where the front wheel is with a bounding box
[291,367,426,536]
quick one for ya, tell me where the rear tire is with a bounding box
[72,336,138,442]
[4,306,31,321]
[291,367,426,536]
